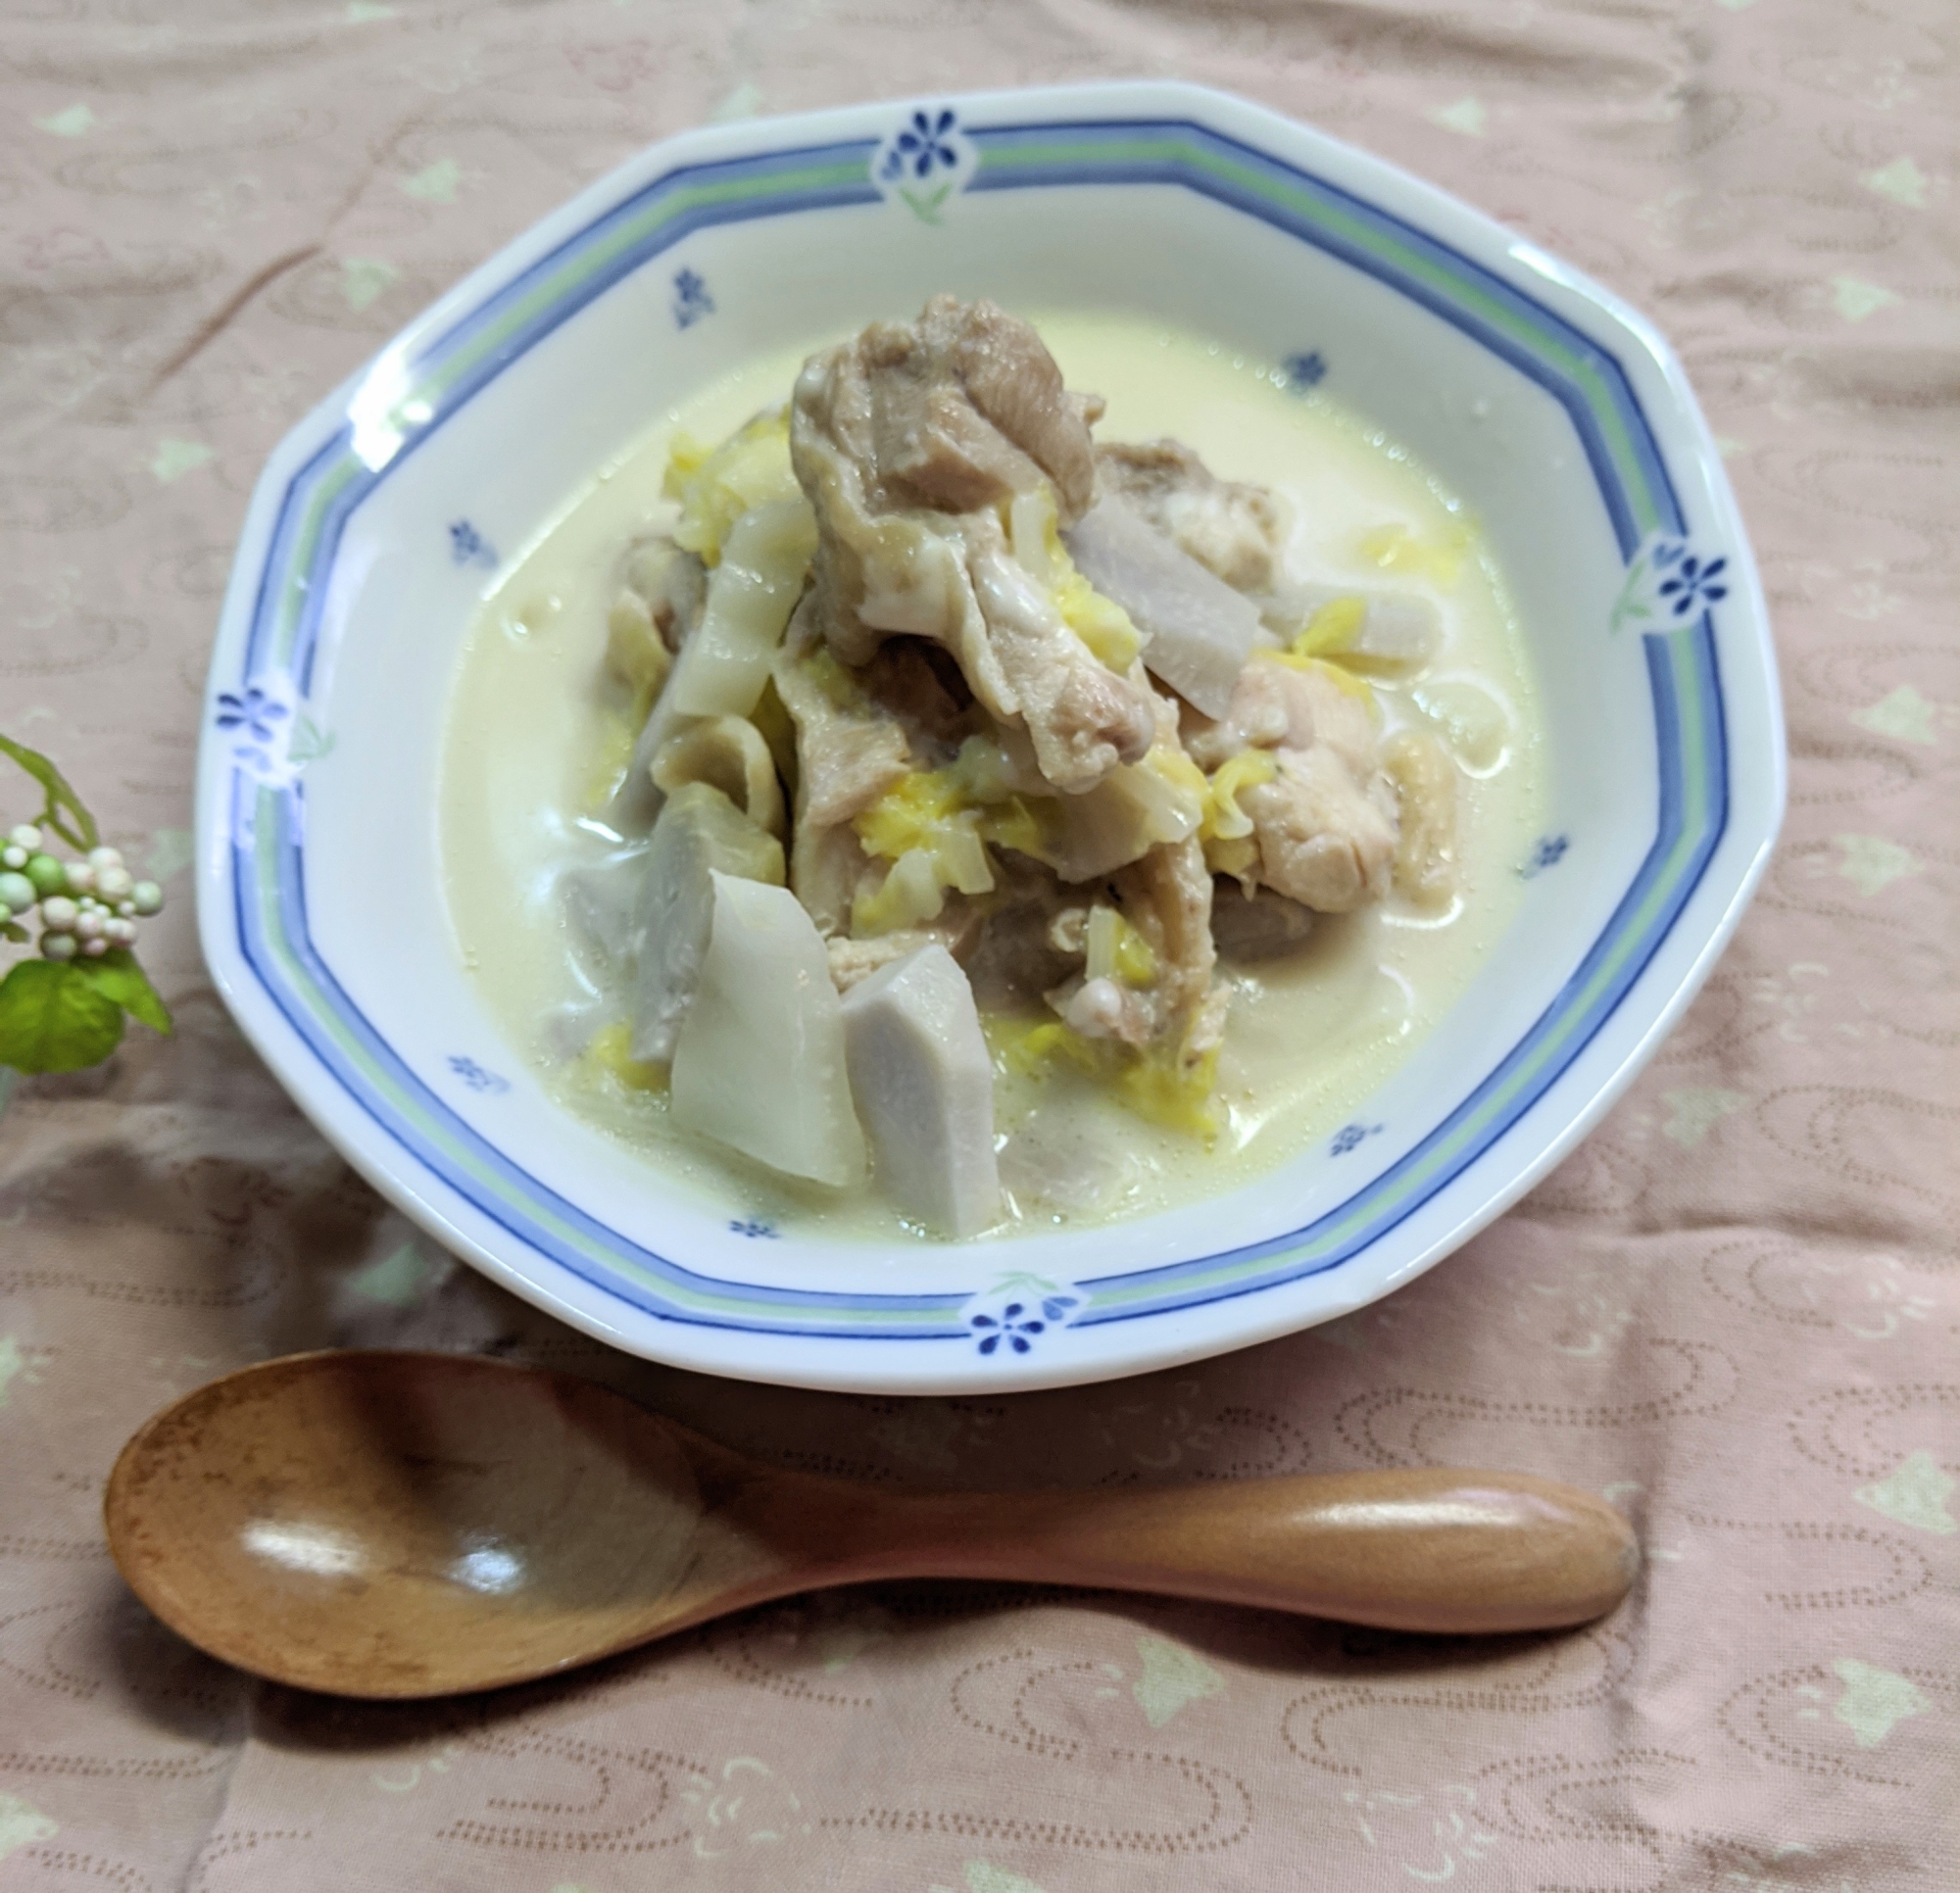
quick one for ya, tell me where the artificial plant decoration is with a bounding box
[0,735,172,1076]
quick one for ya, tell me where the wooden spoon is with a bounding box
[104,1350,1638,1699]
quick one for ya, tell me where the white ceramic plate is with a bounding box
[196,82,1783,1393]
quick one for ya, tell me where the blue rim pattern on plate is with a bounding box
[214,109,1731,1347]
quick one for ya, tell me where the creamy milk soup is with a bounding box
[440,309,1544,1241]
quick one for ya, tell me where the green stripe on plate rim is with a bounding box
[254,787,949,1329]
[1085,631,1714,1312]
[235,123,1707,1331]
[250,613,1708,1324]
[975,132,1668,543]
[266,156,865,672]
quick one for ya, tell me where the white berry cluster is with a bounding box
[0,824,164,962]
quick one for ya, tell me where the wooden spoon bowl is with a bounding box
[105,1351,1639,1699]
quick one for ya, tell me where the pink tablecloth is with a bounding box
[2,2,1953,1886]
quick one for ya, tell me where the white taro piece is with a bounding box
[629,785,785,1064]
[1063,495,1261,716]
[670,872,865,1187]
[841,945,1000,1238]
[1285,583,1443,676]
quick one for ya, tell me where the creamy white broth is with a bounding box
[439,313,1544,1241]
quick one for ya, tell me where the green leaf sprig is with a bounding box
[0,735,172,1076]
[0,734,100,852]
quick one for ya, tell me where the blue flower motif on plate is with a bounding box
[873,106,973,224]
[672,267,714,329]
[883,107,958,180]
[217,676,326,789]
[449,519,498,569]
[216,685,287,745]
[1609,532,1728,633]
[1519,833,1569,879]
[448,1054,511,1094]
[729,1218,779,1239]
[1282,350,1327,390]
[963,1275,1081,1357]
[1656,549,1728,618]
[1330,1121,1383,1156]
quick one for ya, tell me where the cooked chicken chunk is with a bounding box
[791,296,1155,792]
[1054,835,1224,1060]
[1187,657,1398,913]
[1382,727,1460,906]
[578,298,1478,1218]
[1180,652,1319,769]
[858,637,975,764]
[1285,663,1383,782]
[773,599,913,933]
[774,606,913,831]
[847,294,1099,518]
[1096,439,1285,596]
[1240,747,1397,912]
[964,515,1157,787]
[831,928,950,992]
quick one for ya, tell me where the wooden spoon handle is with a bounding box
[858,1468,1638,1633]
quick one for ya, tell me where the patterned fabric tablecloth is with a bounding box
[2,2,1953,1887]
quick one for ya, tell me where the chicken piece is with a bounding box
[774,633,914,834]
[830,929,941,993]
[1180,656,1318,769]
[826,896,984,991]
[842,945,1001,1238]
[1053,836,1223,1059]
[847,294,1098,518]
[963,520,1156,786]
[1024,670,1203,884]
[792,297,1155,792]
[859,637,975,764]
[1382,728,1459,907]
[773,600,914,932]
[1287,664,1382,779]
[1187,657,1399,915]
[772,604,917,937]
[1096,439,1285,596]
[1186,655,1383,781]
[1240,747,1397,912]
